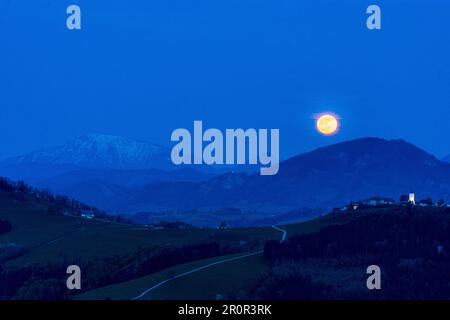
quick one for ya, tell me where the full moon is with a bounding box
[316,114,339,135]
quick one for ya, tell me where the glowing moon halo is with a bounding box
[316,114,339,135]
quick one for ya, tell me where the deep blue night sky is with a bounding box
[0,0,449,159]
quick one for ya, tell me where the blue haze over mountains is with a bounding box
[0,1,449,226]
[1,134,450,226]
[1,1,450,161]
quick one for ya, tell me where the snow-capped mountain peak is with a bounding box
[3,134,172,170]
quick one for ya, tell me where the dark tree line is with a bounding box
[265,209,450,263]
[259,207,450,299]
[0,241,244,300]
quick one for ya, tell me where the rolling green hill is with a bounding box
[0,185,286,299]
[0,189,281,268]
[76,252,266,300]
[74,210,360,300]
[75,206,420,300]
[1,180,405,300]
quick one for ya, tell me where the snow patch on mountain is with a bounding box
[2,134,172,170]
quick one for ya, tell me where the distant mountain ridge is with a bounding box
[2,135,450,227]
[2,134,172,170]
[0,134,217,209]
[32,167,215,209]
[104,138,450,215]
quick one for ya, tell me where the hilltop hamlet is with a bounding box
[334,193,450,213]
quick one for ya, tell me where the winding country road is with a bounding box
[131,225,288,300]
[271,225,287,242]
